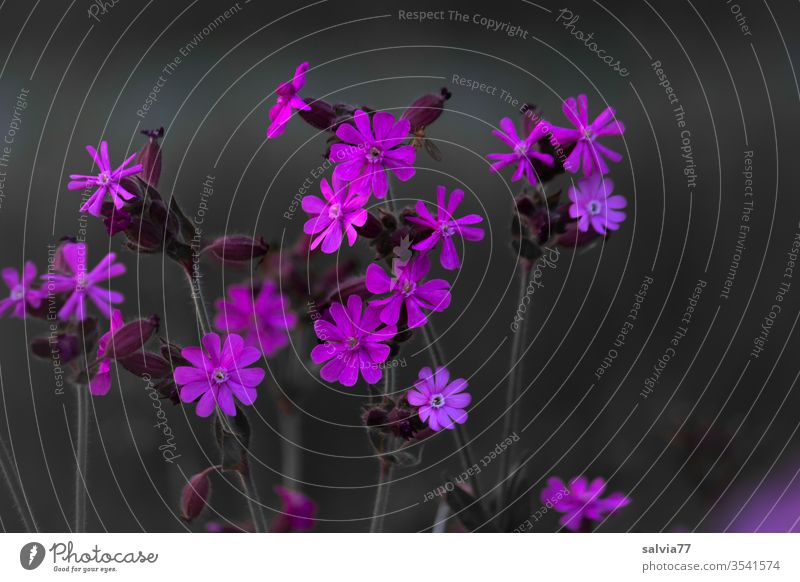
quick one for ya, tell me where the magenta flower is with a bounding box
[0,261,41,318]
[541,476,631,531]
[267,62,311,139]
[213,281,297,357]
[329,110,416,199]
[487,117,554,184]
[407,186,485,270]
[407,366,470,431]
[44,242,125,320]
[68,141,142,217]
[271,486,317,532]
[568,174,627,235]
[365,253,451,328]
[550,95,625,176]
[173,332,265,417]
[89,309,124,396]
[302,176,368,253]
[310,294,397,387]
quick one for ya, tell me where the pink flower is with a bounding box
[568,174,627,235]
[271,486,317,532]
[302,176,368,253]
[0,261,41,318]
[213,281,297,357]
[89,309,124,396]
[44,242,125,320]
[541,476,631,531]
[310,294,396,387]
[550,95,625,176]
[173,333,265,417]
[365,252,451,328]
[487,117,554,184]
[406,186,484,270]
[329,110,416,199]
[267,62,311,139]
[68,141,142,217]
[407,366,470,431]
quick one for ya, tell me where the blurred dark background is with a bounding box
[0,0,799,532]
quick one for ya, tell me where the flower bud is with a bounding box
[204,235,269,264]
[403,87,452,132]
[148,199,180,238]
[353,211,383,239]
[138,127,164,187]
[118,351,172,379]
[31,333,81,364]
[123,218,164,253]
[101,204,132,236]
[298,98,337,131]
[180,466,216,523]
[106,315,159,359]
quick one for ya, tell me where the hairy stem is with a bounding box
[0,433,33,531]
[369,460,394,533]
[182,265,211,337]
[499,262,531,493]
[74,384,89,532]
[238,469,268,533]
[279,411,301,489]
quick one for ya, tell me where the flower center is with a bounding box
[439,222,455,237]
[10,285,24,301]
[212,367,228,384]
[328,203,342,219]
[400,279,416,297]
[514,142,528,157]
[366,146,383,162]
[430,394,445,409]
[582,127,593,141]
[97,172,111,186]
[586,200,602,215]
[346,336,359,350]
[76,273,89,290]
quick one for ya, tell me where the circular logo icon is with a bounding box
[19,542,45,570]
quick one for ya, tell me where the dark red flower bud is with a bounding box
[298,98,337,131]
[31,334,81,365]
[354,211,383,239]
[363,407,389,428]
[403,87,452,132]
[148,199,179,237]
[118,351,172,379]
[321,277,368,311]
[159,339,186,365]
[106,316,159,359]
[181,466,216,523]
[101,204,132,236]
[123,218,164,253]
[204,235,269,264]
[138,127,163,187]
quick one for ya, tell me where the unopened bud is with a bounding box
[402,87,452,132]
[204,235,269,264]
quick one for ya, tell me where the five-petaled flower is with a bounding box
[365,252,451,328]
[407,186,485,270]
[213,281,297,357]
[310,294,397,387]
[68,141,142,217]
[302,175,368,253]
[44,242,125,320]
[0,261,41,318]
[551,95,625,176]
[540,475,631,531]
[174,332,265,417]
[407,366,471,431]
[568,174,627,235]
[90,309,124,396]
[271,486,317,532]
[267,62,311,139]
[330,110,416,199]
[487,117,555,184]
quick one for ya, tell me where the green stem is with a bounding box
[239,469,268,533]
[369,460,394,533]
[0,433,33,531]
[499,262,531,493]
[74,384,89,532]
